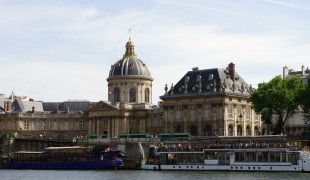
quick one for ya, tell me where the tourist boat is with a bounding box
[3,146,127,170]
[141,144,310,172]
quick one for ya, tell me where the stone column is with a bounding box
[224,104,227,136]
[184,105,188,133]
[233,105,237,136]
[170,106,174,133]
[164,109,168,133]
[242,108,246,136]
[197,105,202,136]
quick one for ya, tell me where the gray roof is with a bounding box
[108,57,152,80]
[161,66,251,100]
[43,101,96,112]
[107,39,153,81]
[13,99,44,112]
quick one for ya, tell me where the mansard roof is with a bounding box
[43,101,96,112]
[161,63,252,100]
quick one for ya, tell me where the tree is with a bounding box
[250,75,304,134]
[301,78,310,128]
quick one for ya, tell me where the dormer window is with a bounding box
[206,84,211,91]
[196,75,201,82]
[208,74,213,80]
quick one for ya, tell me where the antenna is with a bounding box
[129,28,132,39]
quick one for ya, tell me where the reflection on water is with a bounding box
[0,170,310,180]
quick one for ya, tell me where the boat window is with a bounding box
[205,151,218,160]
[235,152,244,162]
[245,152,256,162]
[257,152,268,162]
[282,153,287,162]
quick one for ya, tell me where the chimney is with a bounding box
[302,65,305,76]
[32,106,35,113]
[228,62,235,81]
[283,66,289,78]
[5,101,12,111]
[192,67,199,71]
[66,107,70,113]
[4,102,7,111]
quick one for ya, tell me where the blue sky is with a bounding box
[1,0,310,104]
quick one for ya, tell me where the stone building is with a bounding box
[1,38,262,139]
[87,38,153,138]
[160,63,261,136]
[0,92,92,140]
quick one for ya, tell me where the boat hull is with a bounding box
[141,162,303,172]
[3,160,124,170]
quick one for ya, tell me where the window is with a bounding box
[246,126,251,136]
[228,105,233,118]
[35,119,41,130]
[190,104,196,120]
[43,120,52,130]
[1,120,7,130]
[69,120,75,130]
[23,120,29,130]
[129,88,136,102]
[150,117,154,127]
[254,112,258,120]
[80,120,86,130]
[114,88,120,102]
[204,104,211,120]
[246,107,251,120]
[176,105,182,121]
[254,126,260,135]
[145,88,150,103]
[228,125,233,136]
[237,125,242,136]
[57,120,64,130]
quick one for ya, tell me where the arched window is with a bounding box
[254,126,260,136]
[246,125,251,136]
[145,88,150,103]
[129,88,136,102]
[190,126,197,136]
[228,124,233,136]
[114,88,120,102]
[237,125,242,136]
[205,125,212,136]
[176,126,182,133]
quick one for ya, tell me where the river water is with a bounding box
[0,170,309,180]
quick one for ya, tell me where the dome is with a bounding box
[107,38,153,81]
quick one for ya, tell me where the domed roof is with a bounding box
[107,38,153,81]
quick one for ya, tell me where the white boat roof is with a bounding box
[44,146,92,150]
[14,151,45,154]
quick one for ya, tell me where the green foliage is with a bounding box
[250,75,305,134]
[301,78,310,122]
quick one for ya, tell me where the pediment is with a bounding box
[88,101,117,112]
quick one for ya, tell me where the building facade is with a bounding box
[0,93,91,140]
[158,63,261,136]
[1,38,262,139]
[88,39,261,137]
[87,38,153,138]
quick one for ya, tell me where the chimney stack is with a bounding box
[302,65,305,76]
[228,62,235,81]
[283,66,289,78]
[66,107,70,113]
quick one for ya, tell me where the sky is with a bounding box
[1,0,310,104]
